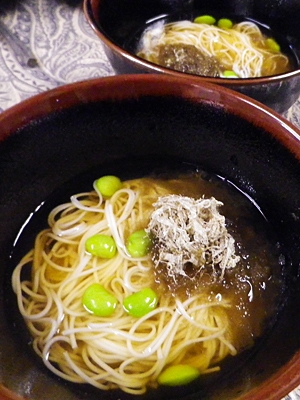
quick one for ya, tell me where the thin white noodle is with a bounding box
[137,20,289,78]
[176,298,224,331]
[12,177,239,394]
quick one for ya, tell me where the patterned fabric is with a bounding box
[0,0,114,112]
[285,101,300,129]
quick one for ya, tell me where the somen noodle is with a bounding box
[11,174,281,394]
[137,19,291,78]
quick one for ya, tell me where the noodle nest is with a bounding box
[138,20,290,78]
[12,178,237,394]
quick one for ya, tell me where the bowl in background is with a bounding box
[1,75,300,400]
[84,0,300,114]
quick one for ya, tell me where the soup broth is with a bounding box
[135,13,296,78]
[9,163,285,395]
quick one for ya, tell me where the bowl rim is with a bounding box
[1,74,300,400]
[1,74,300,154]
[83,0,300,86]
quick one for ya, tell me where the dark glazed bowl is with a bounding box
[1,75,300,400]
[83,0,300,114]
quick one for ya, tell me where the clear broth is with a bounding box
[5,157,287,397]
[127,12,299,78]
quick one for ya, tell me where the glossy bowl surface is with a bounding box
[1,75,300,400]
[84,0,300,113]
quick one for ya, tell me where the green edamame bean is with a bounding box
[217,18,233,29]
[266,38,280,52]
[126,229,152,257]
[222,70,239,78]
[82,283,118,317]
[123,288,158,317]
[194,15,216,25]
[95,175,122,198]
[85,234,117,258]
[158,364,200,386]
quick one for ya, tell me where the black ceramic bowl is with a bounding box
[84,0,300,114]
[1,75,300,400]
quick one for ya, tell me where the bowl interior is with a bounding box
[1,76,300,400]
[89,0,300,67]
[85,0,300,113]
[123,11,300,73]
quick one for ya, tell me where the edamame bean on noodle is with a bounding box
[11,170,285,394]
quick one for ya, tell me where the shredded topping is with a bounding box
[147,195,240,281]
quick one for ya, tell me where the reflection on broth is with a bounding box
[11,167,285,395]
